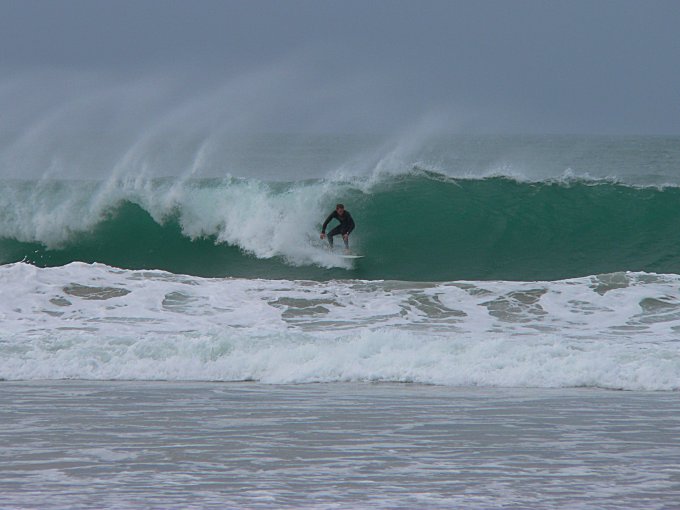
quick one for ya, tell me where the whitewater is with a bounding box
[1,261,679,390]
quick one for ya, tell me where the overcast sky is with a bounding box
[1,0,679,135]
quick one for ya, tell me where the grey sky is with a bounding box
[1,0,679,134]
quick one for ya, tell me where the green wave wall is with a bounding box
[3,175,680,281]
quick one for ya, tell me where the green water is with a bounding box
[4,175,680,281]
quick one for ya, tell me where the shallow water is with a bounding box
[1,381,679,509]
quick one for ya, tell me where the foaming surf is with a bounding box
[1,262,679,390]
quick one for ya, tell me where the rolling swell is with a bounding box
[2,174,680,281]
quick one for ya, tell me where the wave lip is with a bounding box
[1,263,679,391]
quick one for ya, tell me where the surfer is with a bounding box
[320,203,355,252]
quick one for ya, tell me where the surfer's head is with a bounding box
[336,203,345,214]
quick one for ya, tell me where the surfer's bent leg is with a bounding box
[327,226,343,249]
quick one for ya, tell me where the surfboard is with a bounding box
[308,235,363,258]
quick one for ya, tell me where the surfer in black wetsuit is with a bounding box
[320,203,355,252]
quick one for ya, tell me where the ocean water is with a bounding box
[3,135,680,282]
[2,134,680,508]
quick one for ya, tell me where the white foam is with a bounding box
[1,263,679,390]
[0,177,362,268]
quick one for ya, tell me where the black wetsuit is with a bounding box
[322,210,355,248]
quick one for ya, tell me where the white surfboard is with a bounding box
[309,235,363,259]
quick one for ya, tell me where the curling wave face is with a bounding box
[3,172,680,280]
